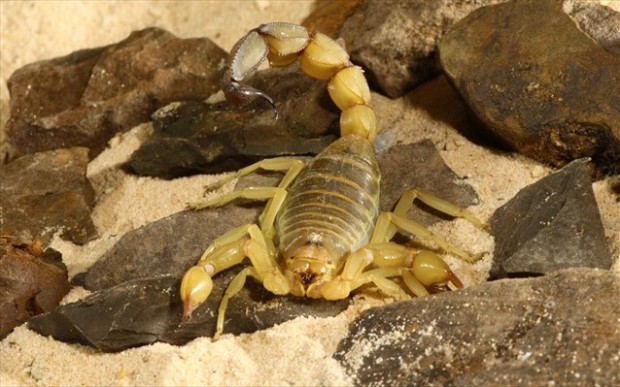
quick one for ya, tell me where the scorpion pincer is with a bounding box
[180,22,487,339]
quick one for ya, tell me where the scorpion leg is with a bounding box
[192,158,304,238]
[181,224,290,335]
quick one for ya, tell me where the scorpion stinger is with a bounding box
[181,22,488,339]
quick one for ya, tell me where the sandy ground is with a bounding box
[1,1,618,386]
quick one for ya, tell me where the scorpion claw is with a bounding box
[180,266,214,320]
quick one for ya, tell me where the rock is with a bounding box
[339,0,502,98]
[490,158,611,278]
[378,139,479,226]
[0,235,70,339]
[29,272,350,352]
[5,27,226,159]
[301,0,362,37]
[439,0,620,176]
[128,67,340,178]
[563,0,620,56]
[80,202,261,291]
[335,268,619,386]
[0,147,96,245]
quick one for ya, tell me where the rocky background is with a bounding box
[1,0,619,385]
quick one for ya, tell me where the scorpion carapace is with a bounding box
[180,22,487,339]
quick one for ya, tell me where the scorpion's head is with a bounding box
[282,241,339,298]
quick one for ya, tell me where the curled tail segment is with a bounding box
[223,22,377,142]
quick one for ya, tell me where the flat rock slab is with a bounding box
[128,67,340,178]
[440,0,620,175]
[29,273,350,352]
[490,158,611,278]
[339,0,503,98]
[335,268,619,386]
[0,147,96,245]
[5,27,226,158]
[1,236,69,339]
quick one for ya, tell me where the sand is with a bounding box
[1,1,618,386]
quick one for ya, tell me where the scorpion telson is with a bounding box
[181,22,487,339]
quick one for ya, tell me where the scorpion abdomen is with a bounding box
[277,135,381,261]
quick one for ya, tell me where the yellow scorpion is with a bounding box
[181,22,486,339]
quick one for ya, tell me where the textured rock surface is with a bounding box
[564,0,620,56]
[0,236,69,339]
[339,0,503,98]
[440,0,620,175]
[29,273,350,352]
[335,268,619,386]
[378,139,479,226]
[490,158,611,278]
[0,147,96,245]
[5,27,226,158]
[128,67,340,178]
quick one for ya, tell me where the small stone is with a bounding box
[128,67,340,178]
[0,147,96,245]
[339,0,502,98]
[439,0,620,175]
[1,235,70,339]
[5,27,226,158]
[335,268,619,386]
[490,158,611,278]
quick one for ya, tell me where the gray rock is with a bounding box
[490,158,611,278]
[5,27,226,159]
[0,147,96,245]
[29,273,350,352]
[128,66,340,178]
[378,139,479,226]
[339,0,503,98]
[81,203,260,291]
[439,0,620,176]
[335,268,619,386]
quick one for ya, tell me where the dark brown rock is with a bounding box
[1,235,70,339]
[335,268,619,386]
[5,27,227,159]
[339,0,502,98]
[490,158,611,278]
[0,147,96,245]
[128,67,340,178]
[439,0,620,175]
[28,273,350,352]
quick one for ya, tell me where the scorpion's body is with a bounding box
[278,135,380,269]
[180,22,487,339]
